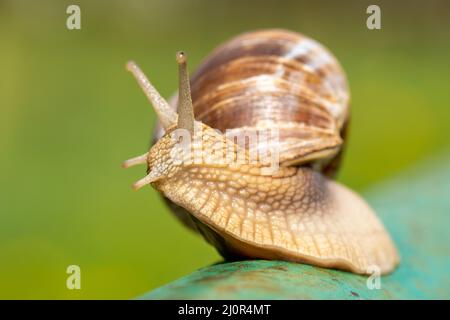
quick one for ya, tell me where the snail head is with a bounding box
[122,51,202,190]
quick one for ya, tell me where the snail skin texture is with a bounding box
[123,29,399,275]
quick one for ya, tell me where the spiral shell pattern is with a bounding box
[172,29,350,172]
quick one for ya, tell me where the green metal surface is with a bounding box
[141,154,450,299]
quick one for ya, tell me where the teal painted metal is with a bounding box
[141,154,450,299]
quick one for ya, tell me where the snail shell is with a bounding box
[156,29,349,176]
[124,29,399,275]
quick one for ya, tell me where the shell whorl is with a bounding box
[157,29,349,174]
[191,29,349,128]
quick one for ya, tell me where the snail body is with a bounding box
[124,29,399,275]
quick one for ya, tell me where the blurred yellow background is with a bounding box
[0,0,449,299]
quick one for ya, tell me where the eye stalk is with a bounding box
[176,51,187,64]
[125,61,177,130]
[176,51,195,135]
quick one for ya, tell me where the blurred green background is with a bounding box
[0,0,449,299]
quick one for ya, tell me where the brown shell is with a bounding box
[155,29,349,176]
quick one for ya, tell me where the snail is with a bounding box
[123,29,399,275]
